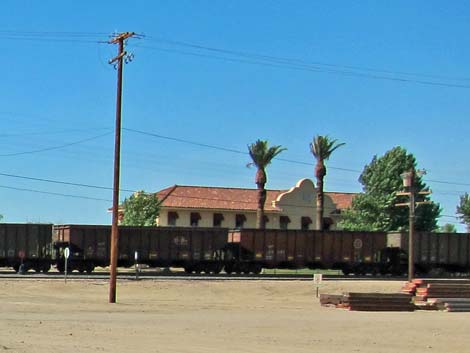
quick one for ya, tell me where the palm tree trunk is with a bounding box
[316,177,324,231]
[256,186,267,229]
[315,160,326,231]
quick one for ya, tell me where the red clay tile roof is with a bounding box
[157,185,283,212]
[156,185,355,212]
[325,192,357,210]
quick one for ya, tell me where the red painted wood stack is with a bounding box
[403,279,470,311]
[401,281,418,294]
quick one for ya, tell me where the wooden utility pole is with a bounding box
[407,169,416,283]
[108,32,135,304]
[396,168,431,282]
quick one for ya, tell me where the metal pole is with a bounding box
[64,255,68,284]
[134,251,139,281]
[109,36,125,304]
[408,169,415,282]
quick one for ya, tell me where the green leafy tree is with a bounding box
[310,135,345,230]
[340,146,440,232]
[248,140,286,229]
[121,191,160,226]
[436,223,457,233]
[457,193,470,232]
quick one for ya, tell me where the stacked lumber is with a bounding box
[402,279,470,312]
[341,293,414,311]
[432,298,470,312]
[320,292,414,311]
[416,283,470,300]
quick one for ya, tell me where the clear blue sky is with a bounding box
[0,1,469,230]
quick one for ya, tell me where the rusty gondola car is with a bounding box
[2,223,470,275]
[53,225,228,273]
[0,223,53,273]
[226,229,399,274]
[227,229,470,275]
[388,231,470,274]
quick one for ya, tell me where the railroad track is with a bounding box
[0,269,416,281]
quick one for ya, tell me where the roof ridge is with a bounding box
[157,184,178,203]
[325,191,359,195]
[168,184,286,192]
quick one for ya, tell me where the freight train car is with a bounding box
[388,232,470,274]
[0,223,53,273]
[227,229,470,275]
[3,223,470,276]
[53,225,228,273]
[226,229,404,275]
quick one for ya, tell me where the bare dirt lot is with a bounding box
[0,278,469,353]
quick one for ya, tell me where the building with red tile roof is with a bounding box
[155,178,356,230]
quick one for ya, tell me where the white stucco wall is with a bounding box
[158,209,288,229]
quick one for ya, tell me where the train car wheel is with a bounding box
[213,264,223,274]
[253,266,262,274]
[85,264,94,274]
[224,265,233,275]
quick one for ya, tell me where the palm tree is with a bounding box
[310,135,345,230]
[248,140,286,229]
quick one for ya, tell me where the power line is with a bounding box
[122,127,470,187]
[2,30,468,87]
[0,170,341,211]
[0,30,109,36]
[132,39,470,89]
[145,36,470,83]
[425,179,470,188]
[0,30,107,44]
[441,214,459,219]
[122,127,361,173]
[123,127,246,155]
[0,131,112,157]
[0,36,102,44]
[0,184,111,202]
[1,121,468,190]
[3,113,469,188]
[0,171,136,193]
[0,127,110,137]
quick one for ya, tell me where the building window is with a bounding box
[190,212,201,227]
[280,216,290,230]
[301,216,312,231]
[323,217,333,231]
[263,215,269,225]
[213,213,224,227]
[235,214,246,229]
[168,211,179,226]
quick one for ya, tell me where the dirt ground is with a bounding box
[0,278,469,353]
